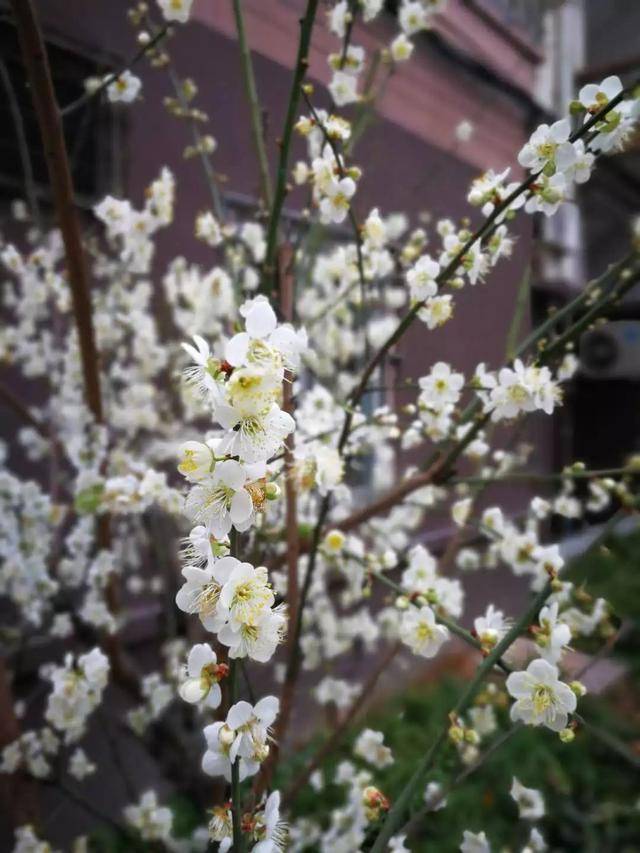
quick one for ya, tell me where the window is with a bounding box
[0,18,118,209]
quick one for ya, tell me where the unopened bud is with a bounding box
[559,727,575,743]
[265,482,281,500]
[569,680,587,698]
[448,725,465,744]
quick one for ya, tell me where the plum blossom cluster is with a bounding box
[3,0,640,850]
[209,790,285,853]
[44,648,109,744]
[474,359,562,422]
[172,294,308,841]
[326,1,446,109]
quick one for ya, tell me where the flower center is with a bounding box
[416,622,434,642]
[195,581,221,616]
[532,684,554,714]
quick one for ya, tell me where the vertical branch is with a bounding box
[10,0,103,421]
[279,244,299,631]
[227,528,244,850]
[253,245,299,798]
[231,0,273,207]
[10,0,138,694]
[229,660,245,852]
[262,0,319,296]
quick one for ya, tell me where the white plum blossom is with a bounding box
[177,440,214,482]
[68,747,96,781]
[418,293,454,328]
[175,562,231,632]
[478,360,561,422]
[399,0,429,35]
[319,177,357,224]
[218,604,287,663]
[473,604,509,649]
[510,777,545,820]
[506,658,577,731]
[534,602,571,664]
[578,75,623,113]
[202,696,279,781]
[184,459,257,538]
[525,172,569,216]
[195,210,223,245]
[157,0,194,23]
[390,33,414,62]
[179,643,226,707]
[353,729,394,768]
[107,70,142,103]
[419,362,464,407]
[400,605,449,658]
[329,71,359,106]
[518,119,575,174]
[44,649,109,744]
[124,791,173,842]
[248,791,287,853]
[219,559,275,624]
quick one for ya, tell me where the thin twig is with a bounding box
[165,62,225,220]
[344,79,639,431]
[574,712,640,770]
[404,724,523,839]
[231,0,273,207]
[263,0,319,296]
[449,466,636,486]
[60,25,169,118]
[10,0,139,698]
[229,659,244,852]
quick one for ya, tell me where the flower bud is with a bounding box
[559,727,575,743]
[448,725,465,744]
[569,680,587,698]
[265,482,281,501]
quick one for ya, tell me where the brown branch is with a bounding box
[254,245,300,797]
[10,0,139,698]
[10,0,103,422]
[280,244,300,632]
[271,462,443,567]
[336,464,442,533]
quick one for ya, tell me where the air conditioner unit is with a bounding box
[579,321,640,379]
